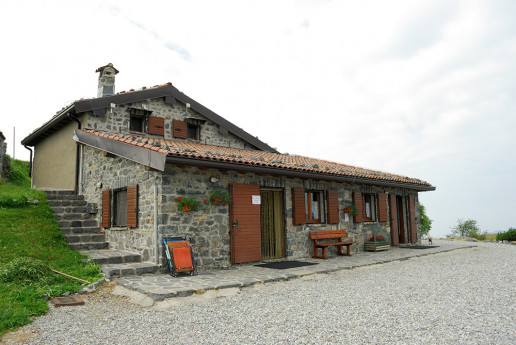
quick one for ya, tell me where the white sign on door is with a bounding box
[252,195,261,205]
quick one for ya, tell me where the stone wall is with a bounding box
[80,145,421,269]
[86,97,258,150]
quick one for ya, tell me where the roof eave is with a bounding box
[21,104,76,146]
[164,155,436,191]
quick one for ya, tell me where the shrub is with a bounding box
[496,228,516,241]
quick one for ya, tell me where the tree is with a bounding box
[449,218,484,238]
[419,203,432,236]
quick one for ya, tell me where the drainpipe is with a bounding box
[154,178,160,265]
[68,114,81,194]
[23,145,33,179]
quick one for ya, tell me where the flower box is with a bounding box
[364,234,390,252]
[364,241,390,252]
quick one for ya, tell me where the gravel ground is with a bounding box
[3,241,515,345]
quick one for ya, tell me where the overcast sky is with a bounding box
[1,0,515,237]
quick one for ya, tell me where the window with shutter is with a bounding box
[173,119,188,139]
[291,188,306,225]
[352,191,364,223]
[148,116,165,136]
[377,193,388,222]
[326,190,339,224]
[127,184,138,228]
[102,190,111,228]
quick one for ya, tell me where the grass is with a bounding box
[485,233,497,240]
[0,157,102,336]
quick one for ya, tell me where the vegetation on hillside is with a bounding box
[419,204,432,236]
[447,218,487,240]
[0,156,102,336]
[496,228,516,241]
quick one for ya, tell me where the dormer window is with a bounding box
[128,108,153,134]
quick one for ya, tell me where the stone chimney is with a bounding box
[96,63,119,98]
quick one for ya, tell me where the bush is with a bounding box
[496,228,516,241]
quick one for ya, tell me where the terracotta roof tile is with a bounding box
[81,129,432,187]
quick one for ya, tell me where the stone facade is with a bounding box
[86,97,259,150]
[80,143,421,269]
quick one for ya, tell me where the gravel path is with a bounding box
[3,241,515,344]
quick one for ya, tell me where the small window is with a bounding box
[187,123,200,140]
[363,193,377,222]
[305,191,325,223]
[130,116,145,132]
[113,189,127,226]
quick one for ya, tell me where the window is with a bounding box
[101,184,138,228]
[305,191,324,223]
[187,123,200,140]
[292,188,338,225]
[130,116,145,132]
[113,189,127,226]
[363,193,377,222]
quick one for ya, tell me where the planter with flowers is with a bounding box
[364,234,390,252]
[175,196,203,213]
[343,203,357,216]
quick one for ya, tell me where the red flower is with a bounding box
[204,199,208,203]
[177,196,183,201]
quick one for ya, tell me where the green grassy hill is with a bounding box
[0,156,102,336]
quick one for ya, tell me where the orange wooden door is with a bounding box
[230,183,262,264]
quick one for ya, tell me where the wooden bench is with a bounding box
[309,230,355,259]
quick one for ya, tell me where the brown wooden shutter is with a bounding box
[408,194,417,243]
[102,190,111,228]
[352,191,364,223]
[377,193,388,222]
[326,190,339,224]
[389,194,399,245]
[291,188,306,225]
[148,116,165,136]
[126,184,138,228]
[172,119,187,139]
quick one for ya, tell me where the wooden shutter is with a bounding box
[173,119,188,139]
[326,190,339,224]
[126,184,138,228]
[352,191,364,223]
[408,194,417,243]
[377,193,388,222]
[291,188,306,225]
[148,116,165,136]
[102,190,111,228]
[389,194,399,245]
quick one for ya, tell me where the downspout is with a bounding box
[23,145,33,179]
[154,178,160,265]
[68,114,81,194]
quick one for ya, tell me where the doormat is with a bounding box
[400,245,440,249]
[51,295,85,307]
[254,261,319,270]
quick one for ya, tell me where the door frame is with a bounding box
[260,187,286,261]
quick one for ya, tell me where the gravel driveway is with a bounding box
[3,241,515,344]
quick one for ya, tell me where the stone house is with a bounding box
[22,64,435,269]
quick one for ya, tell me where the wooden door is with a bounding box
[229,183,261,264]
[260,189,285,260]
[397,196,407,243]
[389,194,399,245]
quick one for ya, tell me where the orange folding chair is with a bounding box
[163,237,196,277]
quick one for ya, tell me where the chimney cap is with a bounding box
[95,63,119,74]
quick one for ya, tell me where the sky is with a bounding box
[1,0,515,238]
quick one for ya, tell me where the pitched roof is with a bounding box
[22,84,278,153]
[76,129,435,191]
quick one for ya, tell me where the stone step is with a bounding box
[68,242,109,251]
[48,206,88,214]
[60,226,101,235]
[46,194,85,201]
[53,212,92,221]
[101,262,160,278]
[65,233,106,244]
[48,200,87,207]
[58,219,98,228]
[44,190,75,198]
[80,249,142,265]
